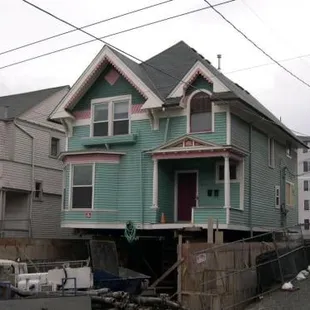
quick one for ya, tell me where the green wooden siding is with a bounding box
[74,64,144,111]
[62,211,118,223]
[185,75,213,96]
[193,208,226,224]
[229,114,298,229]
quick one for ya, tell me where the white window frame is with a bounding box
[285,181,294,208]
[90,95,131,137]
[268,137,275,168]
[70,163,95,210]
[303,161,310,173]
[186,89,214,134]
[215,161,240,183]
[62,166,68,210]
[286,142,292,158]
[275,185,280,209]
[33,180,43,201]
[50,137,60,158]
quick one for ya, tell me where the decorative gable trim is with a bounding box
[153,135,223,152]
[49,46,163,120]
[168,61,229,98]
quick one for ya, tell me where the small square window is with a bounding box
[33,181,43,201]
[50,137,60,157]
[218,163,237,181]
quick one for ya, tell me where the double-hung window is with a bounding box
[304,161,310,172]
[71,165,93,209]
[92,97,130,137]
[285,182,294,207]
[304,180,309,191]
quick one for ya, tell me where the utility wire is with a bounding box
[0,0,235,70]
[203,0,310,88]
[16,0,309,142]
[0,0,173,56]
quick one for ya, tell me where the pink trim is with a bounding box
[105,68,120,85]
[131,104,143,114]
[73,110,91,120]
[152,151,228,160]
[183,69,213,92]
[63,154,121,164]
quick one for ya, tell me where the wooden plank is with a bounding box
[177,234,183,303]
[150,258,184,288]
[208,218,214,244]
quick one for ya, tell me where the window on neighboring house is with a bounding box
[285,182,294,207]
[304,200,310,211]
[286,142,292,158]
[190,92,212,133]
[33,181,43,200]
[303,161,310,172]
[304,180,309,191]
[92,98,130,137]
[268,138,275,168]
[50,137,60,157]
[275,185,280,208]
[217,162,238,181]
[71,165,93,209]
[305,219,310,230]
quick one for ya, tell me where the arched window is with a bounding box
[190,92,212,133]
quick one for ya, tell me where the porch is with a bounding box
[150,136,246,226]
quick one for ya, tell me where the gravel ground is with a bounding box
[245,277,310,310]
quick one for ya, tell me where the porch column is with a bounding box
[224,155,231,224]
[152,158,159,209]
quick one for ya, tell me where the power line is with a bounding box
[0,0,235,70]
[203,0,310,88]
[0,0,173,56]
[12,0,308,142]
[240,0,310,71]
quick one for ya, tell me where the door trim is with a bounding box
[174,170,199,222]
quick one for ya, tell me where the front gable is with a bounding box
[73,64,145,113]
[49,46,164,122]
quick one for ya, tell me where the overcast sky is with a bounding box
[1,0,310,135]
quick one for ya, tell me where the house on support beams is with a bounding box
[49,41,305,234]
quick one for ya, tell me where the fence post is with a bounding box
[177,233,183,303]
[272,231,284,284]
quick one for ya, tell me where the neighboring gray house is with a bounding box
[0,85,72,238]
[297,135,310,232]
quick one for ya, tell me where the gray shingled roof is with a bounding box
[0,85,69,119]
[114,41,303,145]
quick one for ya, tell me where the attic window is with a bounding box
[190,92,212,133]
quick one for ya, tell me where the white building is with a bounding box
[297,136,310,231]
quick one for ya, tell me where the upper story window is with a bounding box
[285,181,294,207]
[268,138,275,168]
[71,164,93,209]
[92,96,130,137]
[286,141,292,158]
[189,92,212,133]
[303,142,310,153]
[33,181,43,201]
[304,161,310,172]
[50,137,60,157]
[304,180,309,191]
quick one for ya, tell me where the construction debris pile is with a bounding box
[10,286,186,310]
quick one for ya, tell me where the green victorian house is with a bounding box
[50,41,304,235]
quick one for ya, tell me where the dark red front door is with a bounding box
[177,172,197,222]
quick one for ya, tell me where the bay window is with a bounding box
[92,96,130,137]
[71,164,93,209]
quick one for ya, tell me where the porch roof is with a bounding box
[148,135,246,160]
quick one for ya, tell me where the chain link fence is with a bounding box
[182,225,309,310]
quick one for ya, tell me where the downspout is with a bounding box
[248,124,253,237]
[164,118,170,143]
[14,120,34,238]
